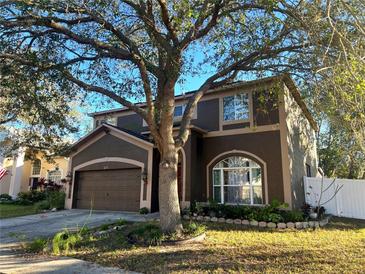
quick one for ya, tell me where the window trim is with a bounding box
[207,150,268,204]
[212,156,263,205]
[219,91,253,130]
[31,159,42,178]
[47,168,63,183]
[222,92,250,124]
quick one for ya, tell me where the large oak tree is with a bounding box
[0,0,362,232]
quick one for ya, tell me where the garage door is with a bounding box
[75,168,141,211]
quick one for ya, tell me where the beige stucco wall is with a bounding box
[1,151,69,195]
[283,84,318,208]
[0,158,14,194]
[20,152,69,191]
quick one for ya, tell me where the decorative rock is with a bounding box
[302,222,309,228]
[258,221,267,228]
[191,216,197,220]
[193,213,198,217]
[211,217,218,222]
[183,215,190,220]
[218,217,225,223]
[308,221,315,228]
[51,208,57,212]
[241,220,250,225]
[277,223,287,229]
[226,219,233,224]
[113,225,125,231]
[204,216,211,221]
[314,221,320,228]
[197,216,204,221]
[295,222,303,229]
[234,219,242,224]
[250,220,258,226]
[267,222,276,228]
[286,222,295,229]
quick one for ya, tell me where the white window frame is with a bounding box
[222,92,250,125]
[31,159,42,178]
[47,168,63,183]
[213,157,262,205]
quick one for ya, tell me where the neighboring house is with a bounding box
[65,75,318,212]
[0,149,69,198]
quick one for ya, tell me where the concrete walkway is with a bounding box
[0,209,157,273]
[0,243,138,273]
[0,209,159,244]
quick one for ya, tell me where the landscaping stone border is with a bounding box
[183,215,330,230]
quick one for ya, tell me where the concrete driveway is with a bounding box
[0,209,159,244]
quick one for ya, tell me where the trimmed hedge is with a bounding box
[189,200,304,223]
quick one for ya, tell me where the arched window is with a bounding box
[213,156,263,205]
[31,159,41,177]
[48,169,63,183]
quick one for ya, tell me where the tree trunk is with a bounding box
[158,146,183,234]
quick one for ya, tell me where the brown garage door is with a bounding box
[75,168,141,211]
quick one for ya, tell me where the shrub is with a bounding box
[14,198,33,205]
[52,230,82,255]
[266,213,284,223]
[184,222,206,237]
[47,191,66,209]
[36,200,50,211]
[139,207,149,214]
[189,200,305,223]
[128,223,163,246]
[26,238,48,253]
[17,190,47,203]
[281,210,304,222]
[0,193,12,201]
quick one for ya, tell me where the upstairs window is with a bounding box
[223,93,249,122]
[174,105,186,118]
[31,159,41,177]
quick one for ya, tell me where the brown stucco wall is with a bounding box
[252,89,280,126]
[223,122,250,130]
[191,98,220,131]
[117,114,148,133]
[199,130,284,204]
[283,85,318,208]
[71,134,149,170]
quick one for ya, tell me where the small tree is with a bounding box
[0,1,362,233]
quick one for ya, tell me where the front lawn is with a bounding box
[0,203,40,219]
[62,217,365,273]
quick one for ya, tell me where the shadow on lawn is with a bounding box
[78,244,331,273]
[70,217,365,273]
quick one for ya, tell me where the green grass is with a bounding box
[63,217,365,273]
[0,203,41,219]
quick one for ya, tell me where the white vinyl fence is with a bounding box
[304,176,365,220]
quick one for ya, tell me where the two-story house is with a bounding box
[64,75,318,212]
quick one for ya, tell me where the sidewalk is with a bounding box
[0,243,138,274]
